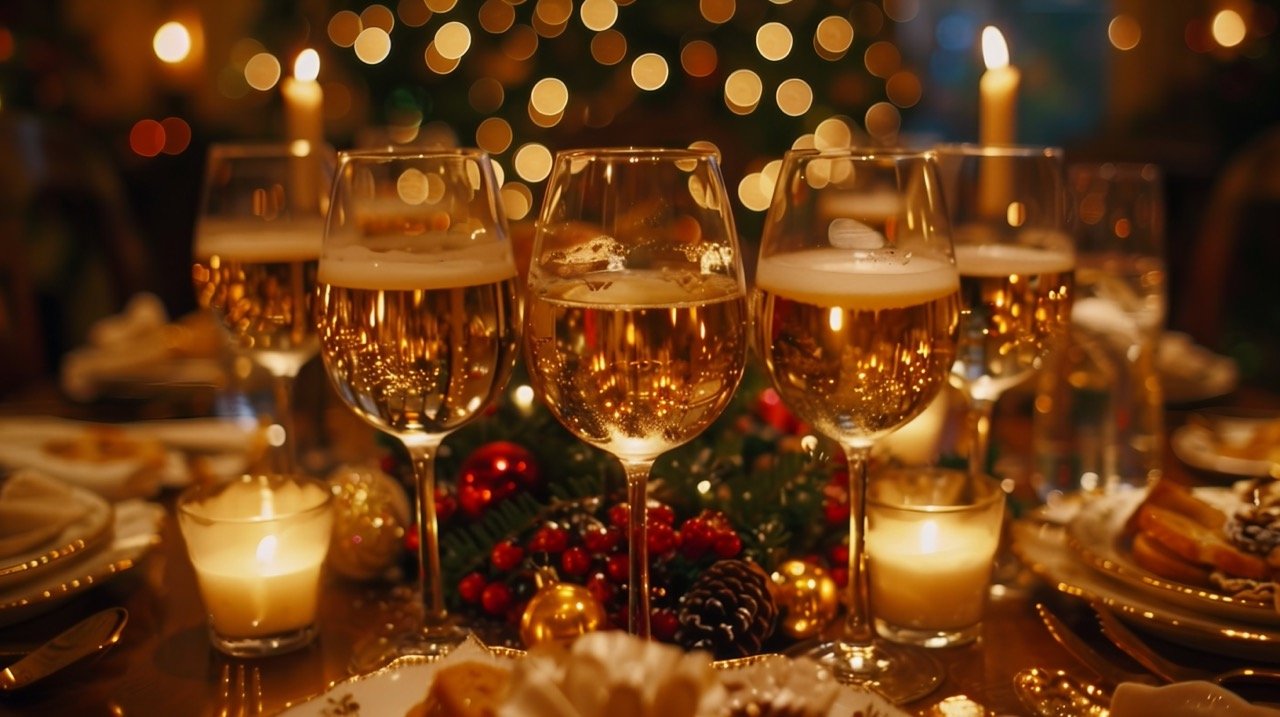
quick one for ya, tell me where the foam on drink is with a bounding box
[755,247,959,309]
[194,218,325,261]
[319,242,517,291]
[953,243,1075,277]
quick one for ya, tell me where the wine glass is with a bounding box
[933,144,1075,479]
[1064,161,1166,490]
[193,143,336,473]
[524,147,748,637]
[753,148,959,701]
[316,148,522,664]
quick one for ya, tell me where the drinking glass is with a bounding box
[316,148,521,664]
[753,148,960,701]
[1040,162,1166,493]
[193,143,336,473]
[524,147,748,637]
[933,144,1075,479]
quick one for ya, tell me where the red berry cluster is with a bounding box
[452,500,747,642]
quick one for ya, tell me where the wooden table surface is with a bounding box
[0,384,1274,717]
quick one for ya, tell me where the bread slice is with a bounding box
[1130,530,1213,587]
[1135,504,1270,581]
[1123,478,1226,536]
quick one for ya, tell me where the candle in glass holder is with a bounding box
[867,467,1003,648]
[178,474,333,657]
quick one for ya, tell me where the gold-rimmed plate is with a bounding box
[277,636,909,717]
[0,481,114,592]
[1066,488,1280,626]
[0,499,163,627]
[1011,517,1280,662]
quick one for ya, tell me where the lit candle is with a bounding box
[879,389,950,466]
[979,26,1020,146]
[178,476,333,655]
[282,49,324,151]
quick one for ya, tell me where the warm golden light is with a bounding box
[680,40,717,77]
[514,143,554,182]
[293,49,320,81]
[434,21,472,60]
[398,0,432,27]
[469,78,505,113]
[724,69,762,112]
[354,27,392,64]
[479,0,516,33]
[130,119,165,157]
[504,25,539,60]
[153,22,192,64]
[361,4,395,32]
[476,117,513,154]
[775,78,813,116]
[426,0,457,11]
[591,30,626,65]
[886,70,922,108]
[580,0,619,31]
[328,11,363,47]
[865,40,901,78]
[700,0,735,24]
[814,116,852,149]
[738,172,770,212]
[1108,14,1141,50]
[425,42,460,74]
[815,16,854,59]
[397,168,431,205]
[244,52,282,91]
[531,77,569,114]
[537,0,574,25]
[631,53,669,91]
[501,184,533,220]
[982,26,1010,70]
[1211,9,1247,47]
[883,0,920,23]
[756,22,793,61]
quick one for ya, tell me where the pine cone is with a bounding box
[677,559,777,659]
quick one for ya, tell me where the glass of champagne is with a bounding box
[933,144,1075,479]
[524,147,748,637]
[193,142,336,473]
[753,148,960,702]
[316,148,521,664]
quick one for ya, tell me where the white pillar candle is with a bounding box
[281,49,324,213]
[978,27,1020,218]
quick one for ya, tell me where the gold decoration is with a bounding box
[326,464,410,581]
[519,581,606,649]
[769,559,839,640]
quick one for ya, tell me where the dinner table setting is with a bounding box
[0,131,1278,717]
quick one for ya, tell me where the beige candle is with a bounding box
[978,27,1020,218]
[282,49,324,212]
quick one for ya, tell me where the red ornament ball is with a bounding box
[458,441,540,517]
[490,540,525,572]
[458,572,487,604]
[481,582,513,615]
[560,546,592,576]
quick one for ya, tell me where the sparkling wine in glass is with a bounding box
[934,144,1075,479]
[524,147,748,637]
[753,148,960,702]
[316,148,521,665]
[192,142,336,473]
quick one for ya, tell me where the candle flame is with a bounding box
[256,534,279,565]
[981,26,1010,71]
[294,48,320,82]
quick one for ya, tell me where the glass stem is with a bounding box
[622,459,653,638]
[966,398,997,479]
[269,373,299,475]
[404,435,448,628]
[841,445,874,645]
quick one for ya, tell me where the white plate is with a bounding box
[1067,488,1280,625]
[0,499,164,627]
[1157,331,1239,404]
[0,482,113,592]
[1012,516,1280,662]
[276,637,909,717]
[1171,423,1277,478]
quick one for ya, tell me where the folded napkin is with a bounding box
[0,416,256,499]
[1112,681,1280,716]
[0,470,91,560]
[60,293,224,401]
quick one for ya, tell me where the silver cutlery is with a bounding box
[1013,667,1111,717]
[1035,603,1156,688]
[1091,600,1280,687]
[0,607,128,691]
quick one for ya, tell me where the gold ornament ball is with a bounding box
[519,582,607,649]
[326,464,411,581]
[770,559,839,640]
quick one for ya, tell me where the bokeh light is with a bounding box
[161,117,191,154]
[701,0,735,24]
[756,22,793,61]
[1212,9,1247,47]
[883,0,920,23]
[398,0,432,28]
[479,0,516,33]
[864,101,901,142]
[631,53,669,91]
[531,77,569,114]
[775,78,813,116]
[537,0,575,25]
[425,42,461,74]
[434,21,472,60]
[328,11,362,47]
[514,143,554,182]
[153,22,192,64]
[476,117,513,154]
[591,30,627,65]
[886,70,922,107]
[580,0,619,31]
[814,117,852,149]
[738,172,770,212]
[504,25,539,60]
[864,41,901,78]
[1108,14,1141,50]
[501,183,533,220]
[724,69,762,114]
[469,77,505,112]
[243,52,281,91]
[361,5,395,32]
[681,40,717,77]
[426,0,457,11]
[130,119,165,157]
[354,27,392,64]
[814,16,854,60]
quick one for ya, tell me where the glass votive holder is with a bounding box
[866,467,1004,648]
[177,474,334,657]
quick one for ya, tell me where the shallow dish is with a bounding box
[1171,423,1277,478]
[276,636,908,717]
[1067,488,1280,625]
[1011,516,1280,662]
[0,482,113,592]
[1157,332,1239,405]
[0,499,164,627]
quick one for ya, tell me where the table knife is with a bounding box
[0,607,128,691]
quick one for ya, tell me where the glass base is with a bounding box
[348,620,470,674]
[786,637,942,704]
[875,618,981,649]
[210,623,318,658]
